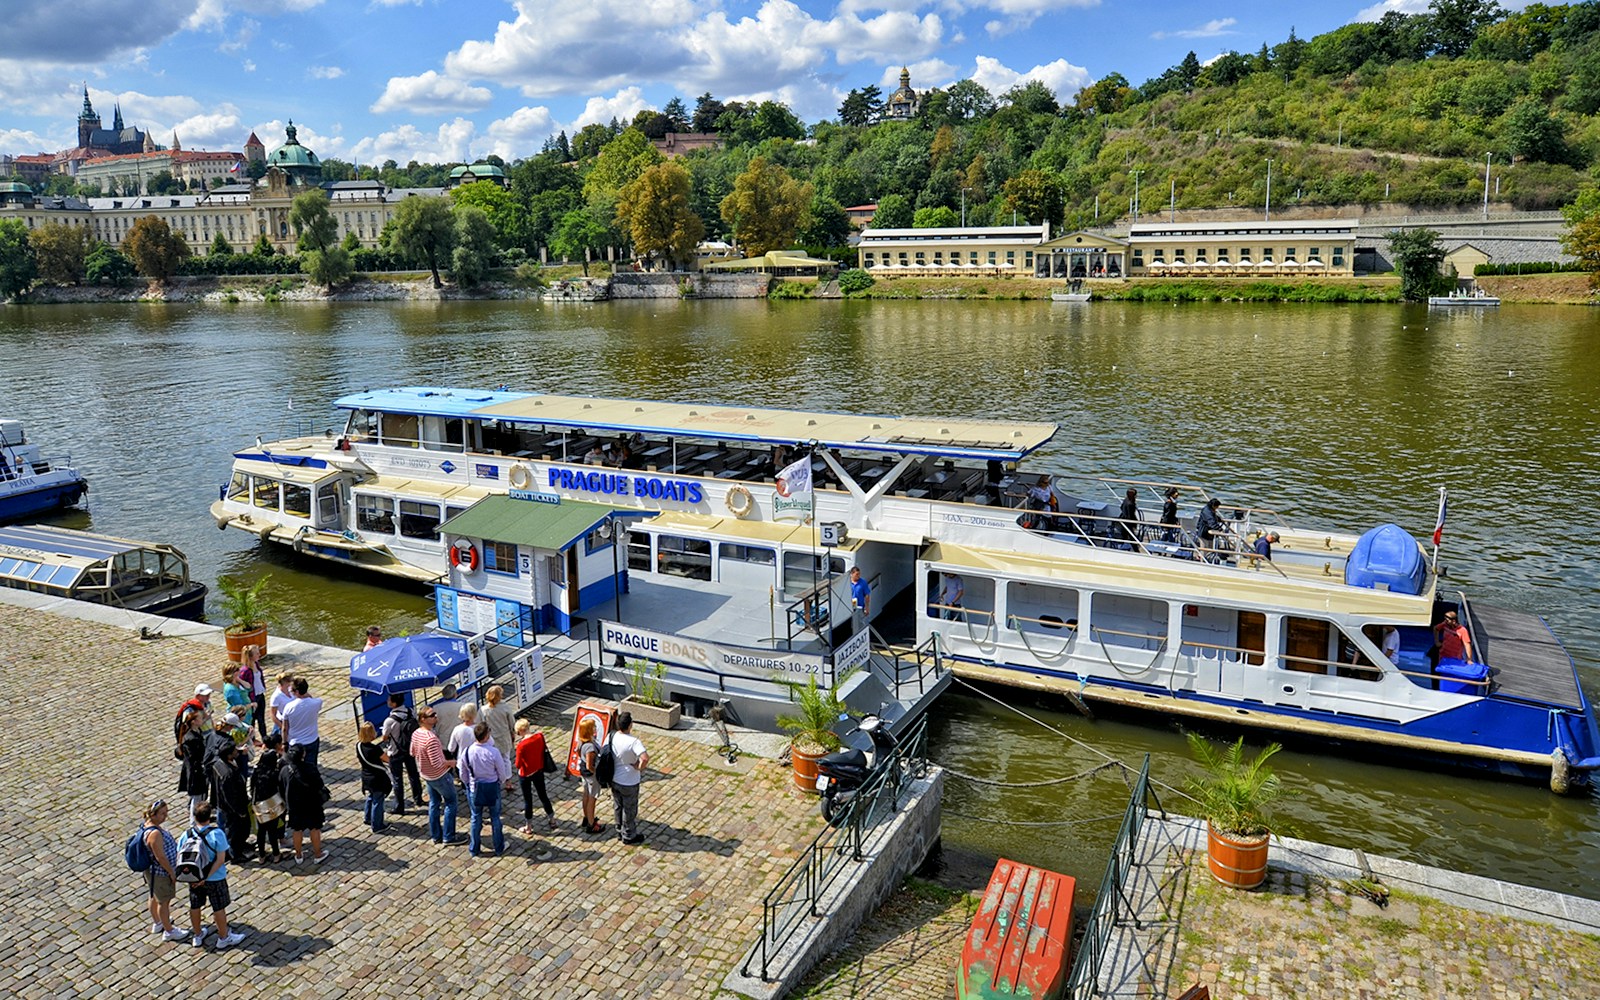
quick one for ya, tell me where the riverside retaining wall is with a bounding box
[610,272,771,299]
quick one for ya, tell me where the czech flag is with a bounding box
[1432,488,1447,547]
[229,160,242,174]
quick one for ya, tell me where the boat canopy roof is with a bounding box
[334,386,1059,461]
[0,525,160,590]
[440,495,621,552]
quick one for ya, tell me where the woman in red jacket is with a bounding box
[514,719,557,834]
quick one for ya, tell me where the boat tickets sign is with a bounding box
[599,621,825,676]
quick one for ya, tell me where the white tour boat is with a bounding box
[210,386,1600,788]
[0,419,88,523]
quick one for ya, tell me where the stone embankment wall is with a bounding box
[610,272,770,299]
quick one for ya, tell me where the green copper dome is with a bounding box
[268,121,321,171]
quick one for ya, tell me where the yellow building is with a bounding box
[1034,230,1129,278]
[857,223,1050,276]
[1126,219,1357,277]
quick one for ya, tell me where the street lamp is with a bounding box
[1482,152,1492,220]
[1130,169,1142,222]
[1264,159,1273,222]
[961,186,971,227]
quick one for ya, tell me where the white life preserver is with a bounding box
[508,464,533,490]
[725,485,754,518]
[449,538,480,572]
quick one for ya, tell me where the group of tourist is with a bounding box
[144,648,654,948]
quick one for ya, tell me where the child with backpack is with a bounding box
[176,801,245,950]
[126,800,187,941]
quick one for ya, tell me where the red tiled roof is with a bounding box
[16,154,54,164]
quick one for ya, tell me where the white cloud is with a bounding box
[251,119,352,161]
[0,128,59,155]
[219,18,257,53]
[1355,0,1430,19]
[968,55,1091,101]
[976,0,1099,35]
[482,105,555,159]
[349,118,476,166]
[169,111,246,149]
[569,87,652,130]
[878,59,957,92]
[1151,17,1236,40]
[188,0,325,31]
[242,59,257,72]
[101,89,206,124]
[308,65,346,79]
[371,70,494,115]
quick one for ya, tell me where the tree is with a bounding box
[1425,0,1503,57]
[302,247,353,287]
[391,195,456,287]
[147,170,181,195]
[912,206,960,228]
[753,101,806,141]
[582,128,664,202]
[251,233,275,257]
[1076,73,1130,115]
[838,88,874,128]
[0,220,35,300]
[837,267,874,295]
[1202,51,1253,88]
[451,179,528,252]
[124,215,190,281]
[209,232,234,257]
[662,97,690,132]
[797,195,850,247]
[871,194,913,229]
[1002,169,1063,228]
[633,110,672,139]
[341,231,361,252]
[30,223,94,286]
[1385,228,1450,301]
[571,123,614,160]
[945,79,996,121]
[1177,51,1202,92]
[1502,99,1566,164]
[616,161,703,270]
[84,242,135,286]
[289,189,338,254]
[550,208,611,276]
[451,206,497,287]
[1560,208,1600,288]
[1002,80,1059,117]
[719,156,813,256]
[692,93,726,132]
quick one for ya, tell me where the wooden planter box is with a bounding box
[224,624,268,663]
[621,697,681,730]
[1206,823,1270,889]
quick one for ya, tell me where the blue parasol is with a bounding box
[349,634,471,694]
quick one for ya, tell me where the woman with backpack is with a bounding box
[576,716,604,835]
[252,734,286,862]
[356,721,392,832]
[137,800,188,941]
[280,745,329,864]
[174,712,208,825]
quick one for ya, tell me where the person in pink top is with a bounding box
[410,707,459,844]
[363,626,383,651]
[1433,610,1473,664]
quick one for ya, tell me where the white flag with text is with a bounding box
[776,455,812,501]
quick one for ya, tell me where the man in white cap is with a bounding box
[174,684,214,743]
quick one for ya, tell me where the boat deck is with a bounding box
[1471,603,1584,710]
[613,574,830,656]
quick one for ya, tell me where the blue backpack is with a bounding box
[124,824,153,873]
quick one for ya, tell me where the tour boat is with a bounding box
[0,420,88,523]
[959,858,1075,1000]
[209,386,1600,788]
[0,524,207,619]
[1427,288,1500,307]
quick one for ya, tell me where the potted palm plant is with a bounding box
[1186,732,1285,889]
[620,659,681,730]
[778,673,852,794]
[217,574,276,663]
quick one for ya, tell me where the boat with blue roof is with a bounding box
[0,524,207,619]
[209,386,1600,790]
[0,420,88,523]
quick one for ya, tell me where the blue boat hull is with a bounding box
[0,479,88,523]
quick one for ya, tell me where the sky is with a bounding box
[0,0,1446,167]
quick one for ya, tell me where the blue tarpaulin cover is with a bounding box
[1345,522,1426,595]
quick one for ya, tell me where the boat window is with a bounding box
[317,490,340,524]
[227,472,250,501]
[783,551,846,595]
[356,494,395,534]
[283,484,312,518]
[484,541,518,575]
[1089,592,1167,650]
[252,478,280,510]
[422,417,466,452]
[923,570,995,622]
[380,412,420,448]
[1180,605,1264,665]
[1006,581,1079,635]
[49,565,80,587]
[627,530,652,571]
[346,409,378,442]
[657,535,712,581]
[719,543,775,565]
[583,529,615,556]
[1282,616,1331,674]
[0,558,17,576]
[445,506,467,521]
[398,500,441,540]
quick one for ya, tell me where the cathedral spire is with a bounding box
[80,83,94,118]
[113,102,124,132]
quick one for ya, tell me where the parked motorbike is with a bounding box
[816,714,899,825]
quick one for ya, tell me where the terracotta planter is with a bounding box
[790,742,826,794]
[224,624,268,663]
[1206,822,1270,889]
[621,698,681,730]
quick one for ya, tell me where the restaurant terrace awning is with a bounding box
[704,250,838,273]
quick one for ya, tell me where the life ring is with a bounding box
[726,486,754,518]
[449,538,480,571]
[508,464,532,489]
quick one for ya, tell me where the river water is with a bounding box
[3,298,1596,899]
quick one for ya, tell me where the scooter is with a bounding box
[816,714,899,825]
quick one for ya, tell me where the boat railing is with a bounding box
[740,715,930,983]
[2,453,75,480]
[1282,652,1388,682]
[867,634,943,699]
[1063,754,1162,1000]
[1091,625,1170,678]
[1177,638,1265,666]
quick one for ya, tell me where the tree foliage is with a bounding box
[1385,227,1451,300]
[391,195,456,287]
[302,246,353,288]
[616,161,704,270]
[289,189,338,254]
[912,206,959,228]
[871,194,913,229]
[1560,208,1600,288]
[0,219,36,300]
[84,243,135,286]
[450,205,497,287]
[124,215,190,281]
[30,223,94,286]
[550,207,612,276]
[582,128,663,203]
[836,267,874,295]
[719,156,812,256]
[209,232,234,256]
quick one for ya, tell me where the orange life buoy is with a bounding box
[449,538,479,571]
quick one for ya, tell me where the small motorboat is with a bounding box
[0,524,208,620]
[1428,288,1500,307]
[958,857,1076,999]
[1051,279,1090,303]
[0,420,87,523]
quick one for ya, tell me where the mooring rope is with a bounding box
[943,810,1128,828]
[941,760,1122,788]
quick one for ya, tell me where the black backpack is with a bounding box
[594,734,616,790]
[391,708,419,756]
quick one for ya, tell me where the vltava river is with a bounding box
[2,298,1596,898]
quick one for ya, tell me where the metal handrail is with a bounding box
[741,716,929,982]
[1063,754,1162,1000]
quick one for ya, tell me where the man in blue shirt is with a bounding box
[1253,531,1280,562]
[848,567,871,634]
[184,801,245,950]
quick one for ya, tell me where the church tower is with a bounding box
[113,103,125,133]
[77,84,101,149]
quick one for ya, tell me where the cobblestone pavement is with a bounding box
[0,604,823,999]
[1166,851,1600,1000]
[792,880,971,999]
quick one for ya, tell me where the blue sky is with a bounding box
[0,0,1435,166]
